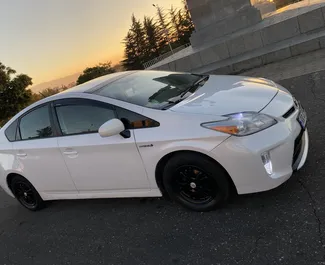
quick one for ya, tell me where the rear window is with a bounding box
[5,120,18,142]
[19,105,53,140]
[92,71,204,109]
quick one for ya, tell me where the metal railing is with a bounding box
[143,43,191,69]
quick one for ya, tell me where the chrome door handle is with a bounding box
[16,153,27,157]
[63,150,78,155]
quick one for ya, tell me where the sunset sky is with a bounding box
[0,0,183,87]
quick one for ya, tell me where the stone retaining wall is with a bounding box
[151,5,325,76]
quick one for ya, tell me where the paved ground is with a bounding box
[242,49,325,84]
[1,71,325,265]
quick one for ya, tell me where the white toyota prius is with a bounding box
[0,71,308,211]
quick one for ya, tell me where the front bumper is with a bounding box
[209,108,309,195]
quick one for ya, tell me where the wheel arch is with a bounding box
[6,172,25,192]
[6,173,40,196]
[154,150,238,197]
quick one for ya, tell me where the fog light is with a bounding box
[261,152,273,175]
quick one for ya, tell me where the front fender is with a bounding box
[137,137,230,189]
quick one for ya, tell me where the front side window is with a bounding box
[55,103,116,136]
[116,107,159,129]
[19,105,53,140]
[92,71,206,109]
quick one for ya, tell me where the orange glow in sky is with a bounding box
[0,0,183,86]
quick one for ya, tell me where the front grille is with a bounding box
[283,106,296,119]
[292,129,304,166]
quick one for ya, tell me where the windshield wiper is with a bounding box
[161,98,185,110]
[179,75,209,98]
[161,76,209,110]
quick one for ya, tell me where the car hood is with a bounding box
[170,75,279,116]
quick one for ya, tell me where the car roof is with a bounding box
[62,70,138,94]
[2,70,181,130]
[0,71,137,130]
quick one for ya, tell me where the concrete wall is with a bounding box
[187,0,262,48]
[153,6,325,75]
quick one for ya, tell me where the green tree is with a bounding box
[143,16,160,58]
[0,62,33,125]
[28,85,70,106]
[38,85,70,99]
[29,92,42,105]
[122,15,147,70]
[122,31,138,70]
[121,1,195,70]
[76,62,115,85]
[177,1,195,45]
[169,6,181,42]
[154,5,171,53]
[131,15,147,64]
[39,87,61,98]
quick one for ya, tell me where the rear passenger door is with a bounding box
[11,104,76,195]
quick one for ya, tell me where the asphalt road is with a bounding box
[1,71,325,265]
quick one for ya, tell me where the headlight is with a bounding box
[201,112,277,136]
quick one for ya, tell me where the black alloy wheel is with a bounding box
[10,176,45,211]
[163,153,230,212]
[172,165,219,205]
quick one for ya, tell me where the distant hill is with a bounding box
[30,72,80,93]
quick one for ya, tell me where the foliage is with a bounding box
[178,1,195,45]
[169,6,181,42]
[143,16,161,58]
[121,31,138,70]
[155,5,171,51]
[0,62,77,127]
[122,2,194,70]
[0,62,33,125]
[0,59,117,127]
[35,85,69,100]
[39,87,61,98]
[28,85,70,106]
[76,62,116,85]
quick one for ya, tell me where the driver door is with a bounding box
[53,98,149,193]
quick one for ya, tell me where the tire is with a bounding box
[162,153,230,212]
[10,176,46,211]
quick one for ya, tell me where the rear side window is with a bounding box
[116,107,160,129]
[55,104,116,136]
[19,105,53,140]
[5,120,18,141]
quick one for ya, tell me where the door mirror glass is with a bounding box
[99,119,125,138]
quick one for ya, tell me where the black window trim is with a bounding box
[15,103,58,142]
[52,98,160,137]
[5,98,160,142]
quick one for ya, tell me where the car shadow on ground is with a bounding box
[46,166,306,214]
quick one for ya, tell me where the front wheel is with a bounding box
[10,176,46,211]
[162,153,230,212]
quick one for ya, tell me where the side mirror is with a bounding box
[99,119,125,138]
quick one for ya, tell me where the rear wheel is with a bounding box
[162,153,230,212]
[10,176,46,211]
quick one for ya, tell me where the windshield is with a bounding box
[92,71,206,109]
